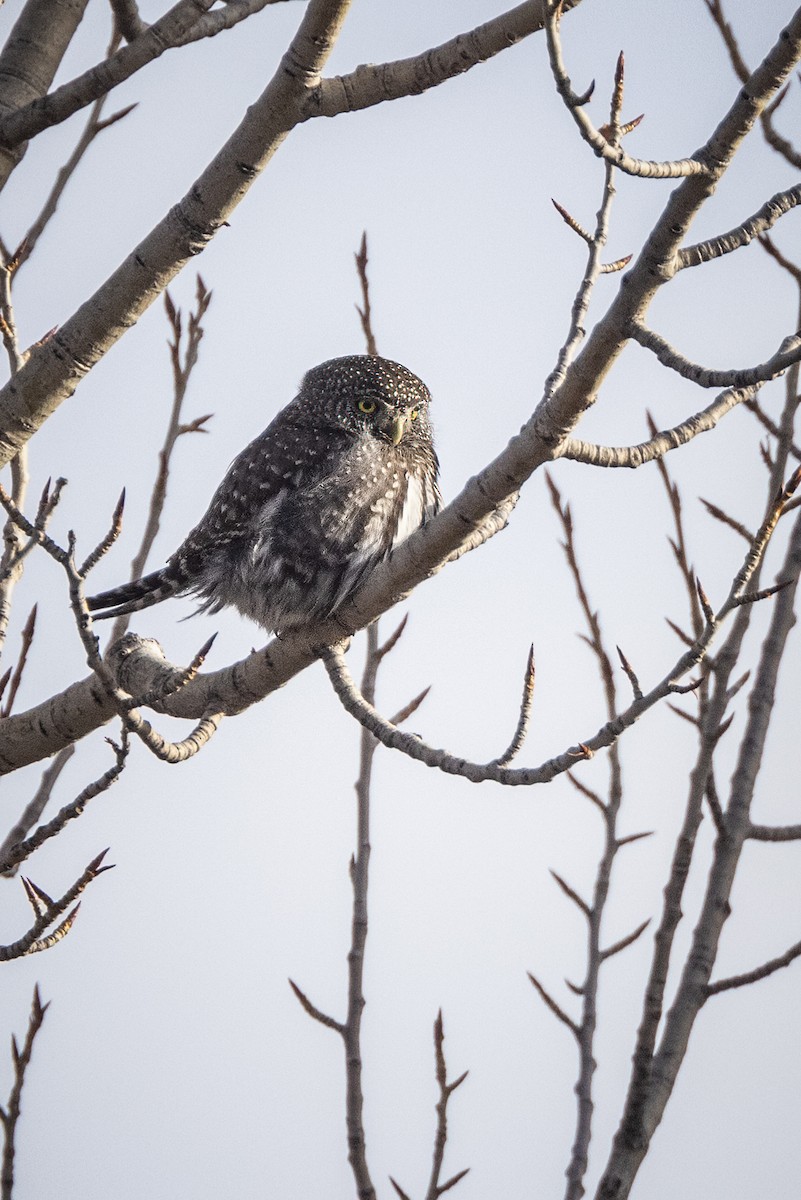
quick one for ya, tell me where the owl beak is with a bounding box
[378,409,408,446]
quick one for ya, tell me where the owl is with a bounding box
[87,355,441,633]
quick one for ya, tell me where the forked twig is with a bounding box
[0,987,49,1200]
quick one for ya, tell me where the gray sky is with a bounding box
[0,2,799,1197]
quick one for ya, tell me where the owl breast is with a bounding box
[193,433,438,631]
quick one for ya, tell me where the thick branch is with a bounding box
[0,0,90,185]
[315,0,584,118]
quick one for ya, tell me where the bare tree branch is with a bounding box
[0,732,128,876]
[0,986,48,1200]
[629,323,801,390]
[678,183,801,269]
[0,0,217,150]
[0,849,112,961]
[747,821,801,842]
[560,385,758,468]
[0,745,75,875]
[490,645,536,766]
[706,937,801,995]
[424,1012,469,1200]
[112,278,212,641]
[703,0,801,170]
[315,0,585,119]
[544,1,707,179]
[0,0,90,185]
[528,971,580,1037]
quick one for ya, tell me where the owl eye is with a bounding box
[410,408,420,421]
[357,398,377,415]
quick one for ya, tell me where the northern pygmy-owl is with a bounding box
[88,355,441,632]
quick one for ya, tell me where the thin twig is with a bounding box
[14,32,137,273]
[112,277,212,641]
[544,2,706,179]
[0,987,49,1200]
[354,232,378,357]
[0,850,113,961]
[0,605,36,717]
[490,645,536,766]
[424,1012,469,1200]
[0,746,75,875]
[706,937,801,995]
[0,734,128,875]
[678,184,801,270]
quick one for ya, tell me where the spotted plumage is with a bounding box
[87,355,441,632]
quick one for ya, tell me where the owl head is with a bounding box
[300,355,434,449]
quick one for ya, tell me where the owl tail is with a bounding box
[87,568,183,620]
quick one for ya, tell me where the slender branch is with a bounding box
[354,233,378,357]
[544,1,707,179]
[111,0,297,46]
[700,498,755,545]
[547,470,633,1200]
[760,232,801,287]
[600,920,651,962]
[110,0,147,41]
[315,0,585,119]
[424,1012,469,1200]
[0,732,128,875]
[342,621,378,1200]
[560,385,758,468]
[0,603,36,716]
[287,979,343,1032]
[291,245,389,1200]
[173,0,302,46]
[0,0,216,148]
[0,849,112,961]
[312,467,794,784]
[528,972,580,1037]
[706,938,801,995]
[15,92,136,272]
[747,821,801,842]
[629,323,801,389]
[0,745,74,874]
[543,98,620,398]
[112,279,212,641]
[0,987,49,1200]
[490,646,536,766]
[0,247,29,658]
[598,498,801,1199]
[678,184,801,269]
